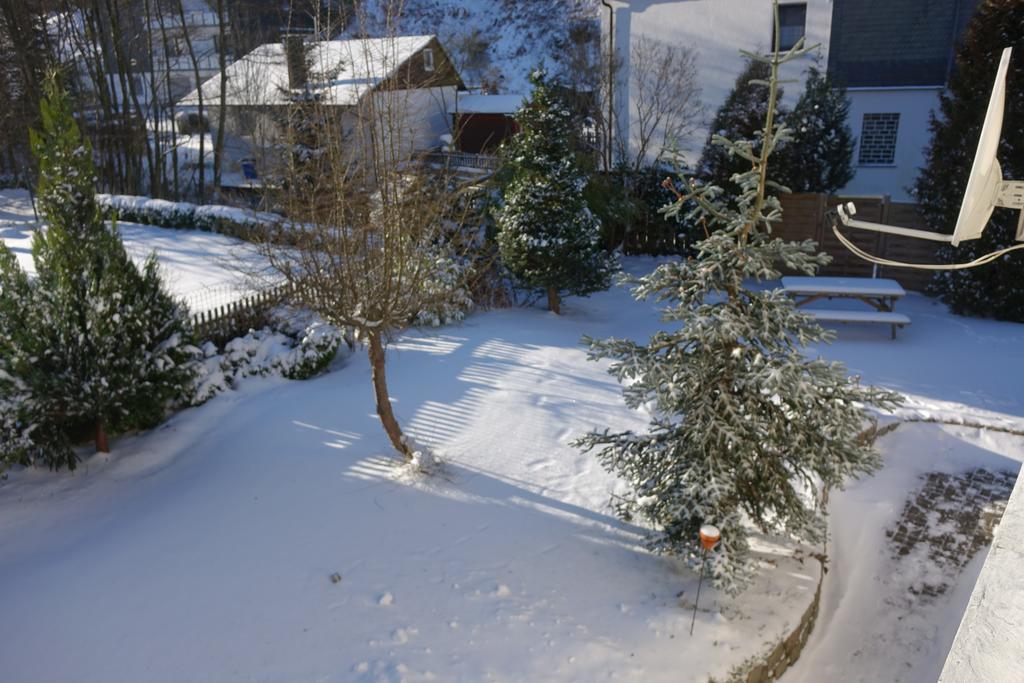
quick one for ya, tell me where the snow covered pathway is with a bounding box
[783,295,1024,682]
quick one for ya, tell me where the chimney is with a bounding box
[284,35,308,90]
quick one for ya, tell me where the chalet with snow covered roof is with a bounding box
[178,34,465,187]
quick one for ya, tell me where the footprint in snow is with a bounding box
[391,627,417,644]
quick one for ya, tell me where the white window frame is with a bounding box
[775,3,807,52]
[423,48,435,72]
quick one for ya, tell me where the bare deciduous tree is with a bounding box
[255,4,474,462]
[618,35,703,172]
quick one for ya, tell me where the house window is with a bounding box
[774,3,807,51]
[858,113,901,165]
[423,48,435,72]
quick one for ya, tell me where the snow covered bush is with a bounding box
[0,74,196,467]
[269,307,346,380]
[576,22,902,594]
[0,172,28,190]
[413,248,475,328]
[496,68,615,314]
[188,307,344,405]
[98,194,284,237]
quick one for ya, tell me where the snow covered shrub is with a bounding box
[413,248,475,327]
[0,246,41,471]
[0,172,28,190]
[97,194,283,238]
[496,68,615,314]
[576,22,902,594]
[187,308,344,403]
[268,307,345,380]
[0,74,197,466]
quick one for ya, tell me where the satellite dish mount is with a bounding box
[833,47,1024,270]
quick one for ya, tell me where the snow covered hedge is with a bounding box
[0,173,29,190]
[1,305,343,475]
[97,194,285,236]
[190,307,345,405]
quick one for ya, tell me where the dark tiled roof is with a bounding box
[828,0,979,87]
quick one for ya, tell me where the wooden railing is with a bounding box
[424,151,501,172]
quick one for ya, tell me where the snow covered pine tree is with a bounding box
[915,0,1024,322]
[575,5,902,593]
[772,64,855,194]
[0,73,193,468]
[496,68,614,314]
[697,57,787,197]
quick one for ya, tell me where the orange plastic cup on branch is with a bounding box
[699,525,721,551]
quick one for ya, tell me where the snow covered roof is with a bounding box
[179,35,437,107]
[451,93,527,115]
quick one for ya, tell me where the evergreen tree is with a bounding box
[576,29,901,593]
[915,0,1024,321]
[0,245,44,470]
[496,69,615,314]
[697,57,787,194]
[774,65,855,193]
[0,73,194,469]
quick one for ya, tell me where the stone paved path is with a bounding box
[886,468,1017,600]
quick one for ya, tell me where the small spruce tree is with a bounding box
[773,65,855,193]
[496,68,615,314]
[697,57,788,195]
[915,0,1024,322]
[576,22,902,593]
[0,73,194,468]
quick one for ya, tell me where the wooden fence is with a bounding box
[424,151,501,172]
[774,194,941,292]
[621,219,688,256]
[190,283,292,344]
[618,192,941,288]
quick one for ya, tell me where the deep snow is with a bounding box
[1,189,264,314]
[2,188,1023,680]
[1,262,823,682]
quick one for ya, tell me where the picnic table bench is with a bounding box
[781,276,910,339]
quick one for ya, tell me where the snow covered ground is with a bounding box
[1,214,1022,679]
[1,189,264,314]
[0,260,823,682]
[344,0,596,93]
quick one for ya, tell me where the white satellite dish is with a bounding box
[834,47,1024,270]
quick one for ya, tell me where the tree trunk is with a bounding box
[212,0,228,198]
[546,286,561,314]
[94,419,109,453]
[367,330,411,461]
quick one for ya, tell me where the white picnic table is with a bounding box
[781,276,910,339]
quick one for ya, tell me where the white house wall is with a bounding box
[604,0,834,167]
[367,86,458,158]
[841,87,940,202]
